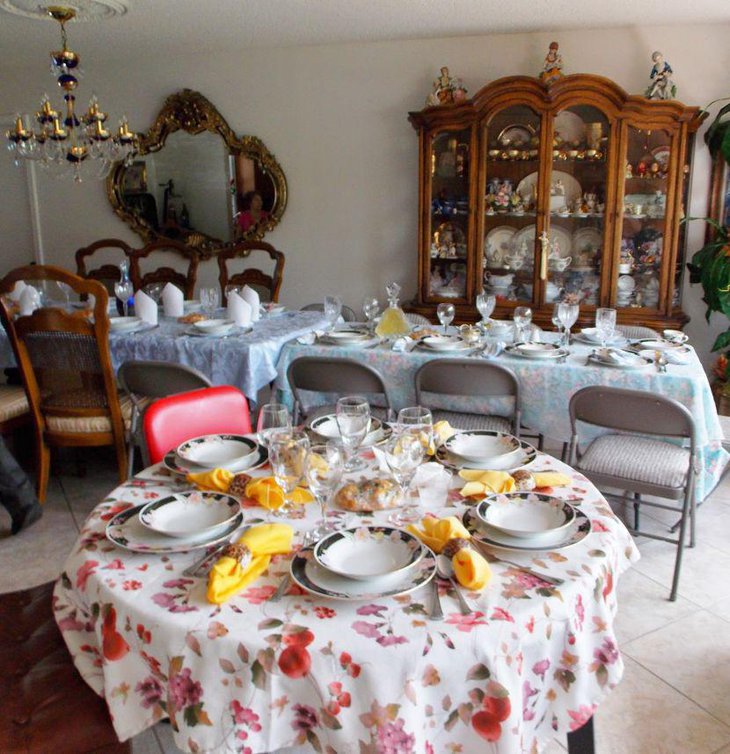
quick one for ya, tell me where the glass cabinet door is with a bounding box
[427,129,472,300]
[482,105,543,306]
[616,126,672,312]
[544,105,611,310]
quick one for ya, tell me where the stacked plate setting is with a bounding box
[418,335,474,352]
[319,328,379,348]
[163,434,268,477]
[505,342,568,360]
[307,414,391,447]
[587,348,652,370]
[437,430,536,471]
[109,316,148,334]
[289,525,436,600]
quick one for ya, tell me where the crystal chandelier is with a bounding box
[5,6,138,181]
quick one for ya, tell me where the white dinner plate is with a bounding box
[290,546,436,601]
[436,439,537,472]
[313,526,425,581]
[319,328,372,345]
[163,444,269,477]
[418,336,473,353]
[504,344,568,361]
[185,325,251,338]
[573,329,626,347]
[462,506,592,553]
[512,223,572,260]
[139,491,241,539]
[176,434,257,470]
[631,338,686,352]
[106,504,245,553]
[587,350,652,370]
[476,492,576,542]
[444,430,521,467]
[193,318,236,336]
[109,316,144,333]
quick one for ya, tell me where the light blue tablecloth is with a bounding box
[0,310,328,403]
[274,336,728,501]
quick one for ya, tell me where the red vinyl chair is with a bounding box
[143,386,252,464]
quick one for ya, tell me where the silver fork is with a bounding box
[183,526,247,577]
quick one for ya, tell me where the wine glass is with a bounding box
[114,279,134,317]
[268,429,310,517]
[225,284,241,304]
[256,403,291,448]
[396,406,433,455]
[143,283,163,304]
[323,295,342,331]
[200,287,220,318]
[56,281,72,308]
[513,306,532,342]
[476,292,496,323]
[362,297,380,332]
[552,303,563,339]
[557,302,579,347]
[305,442,345,539]
[595,307,617,349]
[436,303,455,334]
[385,431,427,526]
[335,395,370,471]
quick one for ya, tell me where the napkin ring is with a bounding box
[222,543,252,569]
[227,473,252,497]
[442,537,472,559]
[512,470,536,491]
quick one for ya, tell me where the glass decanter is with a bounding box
[375,282,411,338]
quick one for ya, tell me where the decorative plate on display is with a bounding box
[436,439,537,473]
[651,146,671,172]
[496,123,536,146]
[162,444,269,477]
[290,546,436,601]
[484,226,517,267]
[553,110,586,145]
[516,171,582,212]
[572,228,602,257]
[106,504,245,554]
[512,224,572,260]
[462,506,592,553]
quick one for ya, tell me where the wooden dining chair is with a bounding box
[217,240,285,304]
[569,386,697,601]
[129,238,200,299]
[75,238,135,296]
[143,385,252,464]
[0,266,128,501]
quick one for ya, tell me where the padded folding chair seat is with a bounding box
[578,434,690,495]
[429,410,512,433]
[0,385,29,423]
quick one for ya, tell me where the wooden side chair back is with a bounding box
[0,266,127,502]
[75,238,134,296]
[217,241,285,304]
[129,239,200,299]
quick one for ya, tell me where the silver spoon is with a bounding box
[436,554,473,615]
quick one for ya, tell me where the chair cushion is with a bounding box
[0,385,29,423]
[578,434,690,489]
[45,395,134,434]
[431,410,512,433]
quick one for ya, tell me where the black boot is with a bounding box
[0,437,43,535]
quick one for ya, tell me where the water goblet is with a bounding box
[557,302,579,347]
[476,292,496,323]
[114,279,134,317]
[552,303,563,338]
[385,431,427,526]
[396,406,433,455]
[513,305,532,342]
[268,429,310,517]
[225,285,241,304]
[143,283,163,304]
[335,395,370,471]
[305,442,345,539]
[256,403,291,449]
[436,303,455,334]
[200,287,220,318]
[362,297,380,332]
[323,295,342,331]
[595,307,617,349]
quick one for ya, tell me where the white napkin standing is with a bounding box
[241,285,260,323]
[134,290,158,325]
[161,283,184,318]
[227,290,252,327]
[18,286,40,316]
[8,281,27,302]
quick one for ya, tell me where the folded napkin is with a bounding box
[458,470,570,497]
[408,516,491,590]
[207,523,293,604]
[134,289,158,325]
[433,421,456,445]
[228,290,252,327]
[597,347,627,364]
[8,280,27,302]
[162,283,184,317]
[187,468,235,492]
[241,285,260,323]
[296,330,325,345]
[244,477,314,510]
[531,471,571,488]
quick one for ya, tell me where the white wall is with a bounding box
[1,23,729,368]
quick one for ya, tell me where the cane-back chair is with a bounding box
[129,239,200,299]
[75,238,134,296]
[217,241,285,304]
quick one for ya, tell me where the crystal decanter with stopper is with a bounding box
[375,282,411,338]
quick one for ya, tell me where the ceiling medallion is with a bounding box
[0,0,127,20]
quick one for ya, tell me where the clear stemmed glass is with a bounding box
[476,292,496,323]
[513,306,532,342]
[396,406,433,456]
[225,285,241,304]
[385,432,427,526]
[324,295,342,331]
[305,442,345,539]
[362,297,380,332]
[256,403,291,449]
[595,307,617,349]
[557,302,579,348]
[436,303,455,334]
[335,395,370,471]
[200,288,220,318]
[143,283,163,304]
[114,279,134,317]
[268,430,310,517]
[57,281,72,308]
[552,303,563,340]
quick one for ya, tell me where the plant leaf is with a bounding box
[712,330,730,352]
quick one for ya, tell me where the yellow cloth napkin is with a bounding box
[459,470,516,497]
[187,468,235,492]
[207,523,293,604]
[532,471,571,488]
[244,477,314,511]
[408,516,491,590]
[433,421,456,444]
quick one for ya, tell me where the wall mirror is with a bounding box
[107,89,287,253]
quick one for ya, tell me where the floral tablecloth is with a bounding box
[54,451,639,754]
[0,310,328,402]
[274,339,728,501]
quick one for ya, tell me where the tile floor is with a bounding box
[1,444,729,754]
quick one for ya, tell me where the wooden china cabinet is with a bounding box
[407,74,703,329]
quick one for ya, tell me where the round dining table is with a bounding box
[54,444,639,754]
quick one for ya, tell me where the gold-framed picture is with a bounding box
[122,160,147,194]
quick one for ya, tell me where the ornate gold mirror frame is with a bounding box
[106,89,288,252]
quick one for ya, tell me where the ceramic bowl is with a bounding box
[193,318,235,336]
[139,492,241,539]
[176,434,256,470]
[109,316,143,332]
[477,493,575,540]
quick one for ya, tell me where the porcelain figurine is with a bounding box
[625,162,633,179]
[540,42,564,85]
[426,66,468,107]
[645,51,676,101]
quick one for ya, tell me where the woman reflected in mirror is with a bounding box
[236,190,269,234]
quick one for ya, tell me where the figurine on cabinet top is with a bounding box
[540,42,564,85]
[425,66,468,107]
[645,51,676,100]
